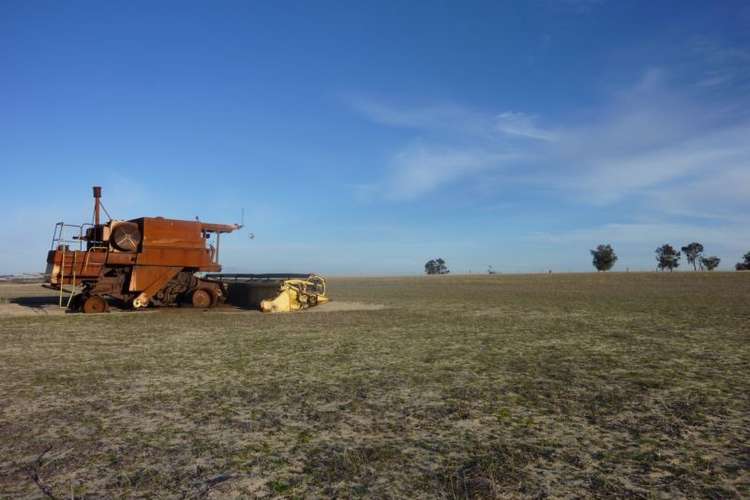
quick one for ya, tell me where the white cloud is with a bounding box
[386,144,524,200]
[495,112,557,141]
[646,166,750,221]
[565,124,750,205]
[348,99,557,199]
[690,38,750,89]
[348,97,495,138]
[351,68,750,222]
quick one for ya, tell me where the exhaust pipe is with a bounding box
[93,186,102,226]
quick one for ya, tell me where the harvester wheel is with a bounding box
[192,289,212,308]
[82,295,108,314]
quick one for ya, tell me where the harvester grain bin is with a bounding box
[45,186,328,313]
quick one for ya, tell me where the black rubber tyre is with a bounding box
[82,295,108,313]
[192,289,212,308]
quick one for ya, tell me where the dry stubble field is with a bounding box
[1,273,749,498]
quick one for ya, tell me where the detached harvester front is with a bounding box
[46,186,328,313]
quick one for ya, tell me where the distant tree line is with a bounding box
[426,246,750,274]
[589,241,748,272]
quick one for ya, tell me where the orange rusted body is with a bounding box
[46,187,240,312]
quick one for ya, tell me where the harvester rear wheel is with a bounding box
[192,289,212,308]
[82,295,108,314]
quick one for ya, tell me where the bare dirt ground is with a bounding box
[1,273,749,498]
[0,284,65,317]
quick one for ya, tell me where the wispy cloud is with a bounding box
[646,166,750,222]
[349,97,555,199]
[691,38,750,90]
[564,123,750,205]
[349,96,498,139]
[348,63,750,264]
[495,112,558,141]
[386,144,524,200]
[349,67,750,221]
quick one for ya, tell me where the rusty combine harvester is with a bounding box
[46,186,328,313]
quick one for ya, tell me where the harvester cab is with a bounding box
[45,186,329,313]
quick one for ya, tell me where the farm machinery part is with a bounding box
[205,274,329,313]
[45,186,330,313]
[45,186,240,312]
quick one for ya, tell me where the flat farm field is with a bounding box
[1,273,749,498]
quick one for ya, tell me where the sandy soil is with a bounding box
[0,303,65,317]
[0,284,66,317]
[310,301,385,313]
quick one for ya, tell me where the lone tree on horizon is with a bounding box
[681,242,704,271]
[736,251,750,271]
[656,244,681,272]
[590,244,617,271]
[700,256,721,271]
[425,258,450,275]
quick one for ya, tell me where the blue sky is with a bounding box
[2,0,749,274]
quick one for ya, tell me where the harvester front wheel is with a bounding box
[192,289,213,309]
[82,295,108,314]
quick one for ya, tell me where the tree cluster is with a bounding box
[589,241,729,272]
[424,258,450,275]
[654,242,725,272]
[655,244,681,271]
[737,252,750,271]
[590,244,618,271]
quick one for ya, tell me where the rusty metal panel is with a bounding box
[129,266,181,292]
[106,252,137,265]
[47,249,104,284]
[137,218,206,249]
[135,247,212,268]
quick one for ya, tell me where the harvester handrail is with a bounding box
[50,222,86,251]
[83,246,108,272]
[64,250,78,309]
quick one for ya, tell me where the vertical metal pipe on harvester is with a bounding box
[59,249,65,307]
[93,186,101,226]
[216,233,220,264]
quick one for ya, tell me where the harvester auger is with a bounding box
[46,186,241,312]
[45,186,329,313]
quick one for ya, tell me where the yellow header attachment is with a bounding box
[260,275,329,313]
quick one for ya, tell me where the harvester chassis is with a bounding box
[66,270,223,313]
